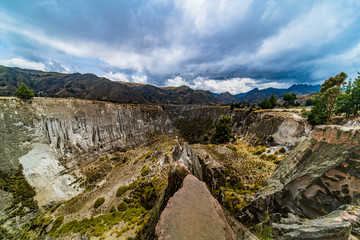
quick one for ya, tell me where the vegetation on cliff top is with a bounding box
[15,83,34,100]
[305,71,360,125]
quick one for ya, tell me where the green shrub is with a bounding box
[141,166,150,176]
[117,202,128,212]
[51,215,64,232]
[116,186,129,197]
[15,83,35,100]
[226,145,237,152]
[267,154,276,161]
[110,205,116,213]
[278,147,286,154]
[94,197,105,208]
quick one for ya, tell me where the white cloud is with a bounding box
[165,76,189,87]
[0,58,46,71]
[175,0,252,34]
[60,64,70,73]
[104,72,129,82]
[166,76,292,94]
[253,1,355,66]
[132,75,148,84]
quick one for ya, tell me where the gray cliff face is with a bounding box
[163,105,230,143]
[33,98,174,168]
[0,97,174,213]
[232,109,312,148]
[164,106,311,148]
[1,97,173,172]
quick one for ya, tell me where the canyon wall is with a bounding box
[164,106,311,147]
[242,125,360,222]
[0,97,174,208]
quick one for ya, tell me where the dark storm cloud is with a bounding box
[0,0,360,93]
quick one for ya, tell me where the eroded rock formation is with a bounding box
[241,124,360,238]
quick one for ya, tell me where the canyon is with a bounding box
[0,96,359,239]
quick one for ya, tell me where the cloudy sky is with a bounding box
[1,0,360,94]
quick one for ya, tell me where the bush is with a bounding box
[278,147,286,154]
[307,97,328,125]
[110,205,116,213]
[226,145,237,152]
[117,202,128,212]
[51,215,64,232]
[116,186,129,197]
[141,166,150,176]
[94,197,105,208]
[259,99,271,109]
[15,83,35,100]
[267,154,276,161]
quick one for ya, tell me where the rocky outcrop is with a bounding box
[273,204,360,239]
[232,109,312,148]
[136,162,190,240]
[138,143,257,240]
[241,125,360,227]
[155,174,236,240]
[172,142,203,180]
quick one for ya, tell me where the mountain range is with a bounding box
[0,65,320,105]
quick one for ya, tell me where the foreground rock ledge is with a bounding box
[155,174,236,240]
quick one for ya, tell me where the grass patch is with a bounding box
[84,161,112,185]
[49,206,147,237]
[0,166,37,215]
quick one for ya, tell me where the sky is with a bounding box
[0,0,360,94]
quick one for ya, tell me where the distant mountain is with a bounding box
[0,66,218,105]
[122,83,218,105]
[0,66,320,105]
[215,92,238,104]
[214,84,321,104]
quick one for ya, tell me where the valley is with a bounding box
[0,96,359,239]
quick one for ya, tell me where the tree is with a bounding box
[269,94,277,108]
[335,73,360,117]
[15,83,35,100]
[212,115,233,144]
[305,98,317,106]
[320,72,347,121]
[259,99,271,109]
[335,80,354,117]
[307,93,328,125]
[282,93,296,108]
